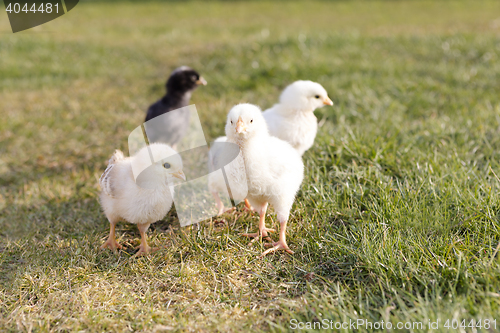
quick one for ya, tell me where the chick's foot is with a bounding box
[242,227,275,240]
[260,240,294,257]
[135,244,159,256]
[100,238,122,252]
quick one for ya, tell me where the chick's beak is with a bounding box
[196,77,207,85]
[173,170,186,181]
[235,117,246,133]
[323,96,333,106]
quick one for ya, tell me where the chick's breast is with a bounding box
[244,136,303,210]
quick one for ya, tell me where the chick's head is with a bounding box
[134,143,185,189]
[225,103,267,141]
[280,80,333,112]
[157,155,185,184]
[166,66,207,94]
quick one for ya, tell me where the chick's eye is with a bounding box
[191,75,197,81]
[315,95,320,99]
[231,120,233,124]
[250,119,253,123]
[163,163,171,169]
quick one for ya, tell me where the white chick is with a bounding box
[226,103,304,257]
[263,80,333,156]
[99,143,186,255]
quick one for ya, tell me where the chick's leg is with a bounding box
[242,203,275,240]
[243,198,254,212]
[212,192,225,216]
[261,215,294,257]
[212,192,236,216]
[100,220,122,251]
[136,223,152,256]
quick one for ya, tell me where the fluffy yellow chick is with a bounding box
[225,104,304,257]
[99,143,185,255]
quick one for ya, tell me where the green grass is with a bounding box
[1,0,500,331]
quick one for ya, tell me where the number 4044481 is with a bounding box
[6,3,60,14]
[444,319,496,330]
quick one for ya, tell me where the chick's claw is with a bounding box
[241,227,275,239]
[100,238,122,252]
[134,245,159,257]
[260,241,294,257]
[220,207,236,215]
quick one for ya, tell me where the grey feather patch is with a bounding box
[99,163,116,198]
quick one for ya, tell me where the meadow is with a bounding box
[1,0,500,331]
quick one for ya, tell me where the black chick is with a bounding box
[144,66,207,148]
